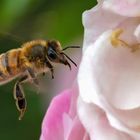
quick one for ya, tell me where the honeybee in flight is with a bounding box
[0,39,79,120]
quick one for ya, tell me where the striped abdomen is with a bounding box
[0,49,21,84]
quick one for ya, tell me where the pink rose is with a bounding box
[78,0,140,140]
[40,0,140,140]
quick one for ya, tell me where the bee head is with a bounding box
[46,40,80,70]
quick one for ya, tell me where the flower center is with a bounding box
[110,28,140,52]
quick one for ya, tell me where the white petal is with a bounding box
[78,29,140,138]
[82,3,126,51]
[78,30,140,110]
[103,0,140,17]
[77,97,133,140]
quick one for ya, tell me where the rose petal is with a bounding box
[68,84,79,118]
[103,0,140,17]
[82,1,126,51]
[78,30,140,138]
[83,1,140,52]
[40,90,71,140]
[40,86,89,140]
[79,0,140,139]
[78,97,133,140]
[63,113,73,140]
[67,116,88,140]
[79,29,140,110]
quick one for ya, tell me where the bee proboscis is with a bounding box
[0,39,79,120]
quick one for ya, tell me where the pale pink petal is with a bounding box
[78,0,140,139]
[78,97,133,140]
[83,1,126,51]
[78,30,140,138]
[103,0,140,17]
[81,29,140,110]
[83,2,140,52]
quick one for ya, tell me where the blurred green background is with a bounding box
[0,0,96,140]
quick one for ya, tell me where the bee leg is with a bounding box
[45,59,54,79]
[13,75,28,120]
[26,67,39,85]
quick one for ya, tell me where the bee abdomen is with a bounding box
[0,49,21,81]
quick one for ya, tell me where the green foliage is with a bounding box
[0,0,96,139]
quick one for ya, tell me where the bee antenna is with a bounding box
[62,46,80,51]
[61,52,77,67]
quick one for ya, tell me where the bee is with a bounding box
[0,39,79,120]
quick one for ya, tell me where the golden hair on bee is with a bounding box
[0,39,79,120]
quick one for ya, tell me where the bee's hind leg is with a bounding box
[13,75,28,120]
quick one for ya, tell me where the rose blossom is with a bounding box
[78,0,140,140]
[40,0,140,140]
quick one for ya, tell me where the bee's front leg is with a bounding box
[13,75,28,120]
[45,58,54,79]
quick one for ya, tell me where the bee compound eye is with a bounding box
[47,47,57,60]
